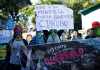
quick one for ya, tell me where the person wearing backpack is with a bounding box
[9,25,28,70]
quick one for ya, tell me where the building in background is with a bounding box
[79,3,100,30]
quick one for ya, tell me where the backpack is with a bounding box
[9,38,28,67]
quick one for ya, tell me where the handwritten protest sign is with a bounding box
[35,5,74,31]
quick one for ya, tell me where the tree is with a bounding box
[17,5,36,32]
[0,0,33,31]
[72,3,83,30]
[0,0,31,19]
[40,0,63,4]
[19,5,34,16]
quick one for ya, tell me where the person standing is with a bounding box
[9,25,28,70]
[25,34,38,70]
[71,31,82,41]
[60,31,69,42]
[85,28,96,39]
[26,34,33,45]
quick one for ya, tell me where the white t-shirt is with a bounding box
[10,39,25,64]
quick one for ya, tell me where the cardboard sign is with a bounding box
[35,5,74,31]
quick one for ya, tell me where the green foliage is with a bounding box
[18,5,35,32]
[19,5,34,16]
[40,0,63,4]
[72,3,83,30]
[0,0,6,6]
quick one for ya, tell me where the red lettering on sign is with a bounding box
[44,48,85,65]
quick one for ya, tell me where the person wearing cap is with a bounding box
[85,21,100,39]
[92,21,100,29]
[9,25,28,70]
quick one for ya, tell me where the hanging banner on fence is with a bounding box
[35,5,74,31]
[0,30,13,44]
[33,41,95,65]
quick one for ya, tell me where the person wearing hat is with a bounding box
[9,25,28,70]
[92,21,100,29]
[78,21,100,70]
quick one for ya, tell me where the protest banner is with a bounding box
[32,41,95,65]
[0,30,13,44]
[35,5,74,31]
